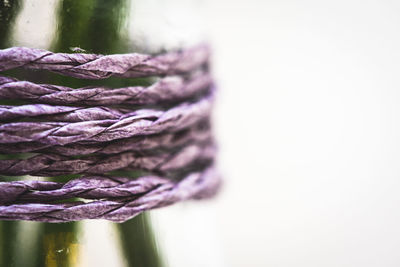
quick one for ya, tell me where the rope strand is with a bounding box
[0,72,212,106]
[0,143,215,176]
[0,121,211,155]
[0,44,210,79]
[0,91,213,145]
[0,166,220,223]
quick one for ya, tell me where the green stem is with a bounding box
[0,0,21,48]
[0,221,19,267]
[117,213,164,267]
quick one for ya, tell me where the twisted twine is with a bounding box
[0,92,213,145]
[0,44,210,79]
[0,44,219,223]
[0,166,220,223]
[0,121,211,155]
[0,72,212,106]
[0,104,132,122]
[0,143,215,176]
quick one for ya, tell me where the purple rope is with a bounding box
[0,72,212,106]
[0,44,219,223]
[0,104,131,122]
[0,44,210,79]
[0,166,220,223]
[0,121,211,156]
[0,143,215,176]
[0,92,213,145]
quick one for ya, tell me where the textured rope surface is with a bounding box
[0,92,213,145]
[0,72,212,106]
[0,143,215,176]
[0,166,220,223]
[0,121,211,155]
[0,44,219,223]
[0,44,209,79]
[0,104,133,122]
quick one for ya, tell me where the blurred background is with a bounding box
[206,0,400,266]
[2,0,400,266]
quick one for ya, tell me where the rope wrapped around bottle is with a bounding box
[0,44,220,223]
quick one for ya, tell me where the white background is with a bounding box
[205,0,400,266]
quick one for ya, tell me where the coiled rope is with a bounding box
[0,45,219,223]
